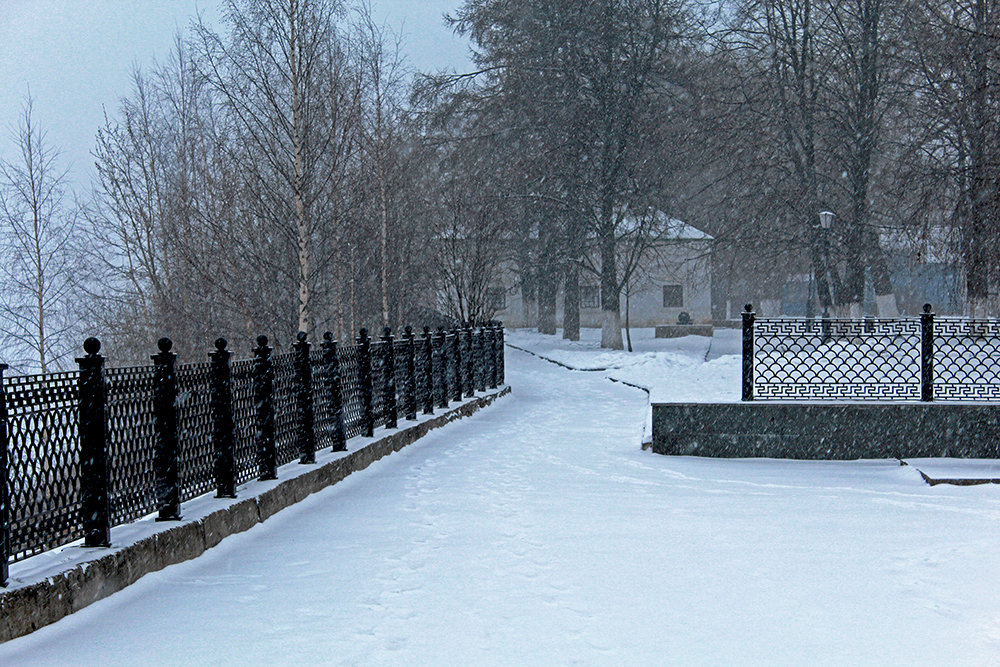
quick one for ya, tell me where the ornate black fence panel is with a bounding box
[105,366,157,525]
[744,304,1000,402]
[310,349,335,451]
[338,344,365,439]
[6,372,81,561]
[271,352,298,467]
[934,318,1000,401]
[393,338,410,423]
[752,317,921,401]
[1,323,506,580]
[175,362,215,502]
[230,359,258,485]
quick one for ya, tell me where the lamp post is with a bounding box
[818,211,835,317]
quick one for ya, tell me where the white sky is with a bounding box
[0,0,471,190]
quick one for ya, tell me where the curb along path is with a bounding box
[0,387,510,642]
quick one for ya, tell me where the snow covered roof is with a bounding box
[621,208,714,241]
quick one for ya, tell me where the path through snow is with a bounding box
[3,347,1000,664]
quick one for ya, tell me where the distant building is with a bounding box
[493,213,713,327]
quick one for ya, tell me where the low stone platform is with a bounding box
[655,324,714,338]
[652,401,1000,459]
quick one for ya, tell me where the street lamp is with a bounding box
[816,211,836,320]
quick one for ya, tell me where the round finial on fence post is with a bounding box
[256,334,268,348]
[383,326,392,339]
[405,325,413,337]
[744,304,753,313]
[83,337,101,356]
[323,331,333,343]
[923,303,933,313]
[215,338,228,351]
[157,337,173,353]
[298,331,308,342]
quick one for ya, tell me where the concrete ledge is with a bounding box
[655,324,713,338]
[0,386,511,642]
[652,401,1000,459]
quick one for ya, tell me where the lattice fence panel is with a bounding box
[753,318,922,400]
[370,341,387,424]
[310,350,336,451]
[339,344,364,439]
[271,352,298,466]
[414,336,431,410]
[394,339,411,420]
[106,365,157,524]
[231,358,258,485]
[934,318,1000,400]
[176,362,214,502]
[6,371,82,562]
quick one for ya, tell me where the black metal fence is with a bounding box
[741,303,1000,401]
[0,323,506,585]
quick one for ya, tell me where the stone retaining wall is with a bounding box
[652,401,1000,459]
[0,387,510,643]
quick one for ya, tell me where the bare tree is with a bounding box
[0,96,80,372]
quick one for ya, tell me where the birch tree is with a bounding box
[0,96,79,372]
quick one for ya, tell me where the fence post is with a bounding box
[741,305,755,402]
[921,303,935,402]
[437,327,449,409]
[404,326,417,421]
[487,324,498,389]
[478,326,488,391]
[452,327,463,401]
[152,337,182,521]
[210,338,236,498]
[821,308,831,344]
[465,324,475,397]
[253,335,277,480]
[0,363,9,586]
[358,328,374,437]
[294,331,316,464]
[321,332,347,452]
[422,326,434,415]
[78,337,110,547]
[381,327,397,429]
[497,322,505,385]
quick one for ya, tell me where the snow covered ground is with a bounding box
[4,333,1000,664]
[506,326,742,403]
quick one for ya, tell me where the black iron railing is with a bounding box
[0,323,506,584]
[741,303,1000,402]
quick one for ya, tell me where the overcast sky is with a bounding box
[0,0,471,189]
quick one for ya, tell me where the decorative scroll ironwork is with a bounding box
[175,362,215,502]
[933,318,1000,400]
[105,365,158,525]
[6,371,81,562]
[370,340,386,423]
[753,318,921,401]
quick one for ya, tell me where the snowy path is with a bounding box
[4,348,1000,664]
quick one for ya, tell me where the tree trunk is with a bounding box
[563,262,580,341]
[600,229,623,349]
[538,272,557,335]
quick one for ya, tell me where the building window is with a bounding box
[580,286,600,309]
[487,287,506,311]
[663,284,683,308]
